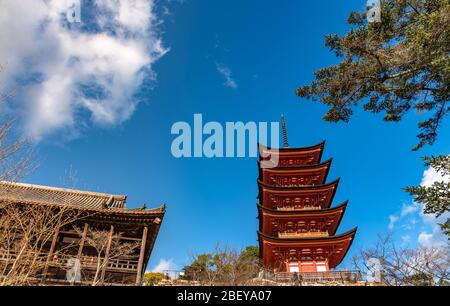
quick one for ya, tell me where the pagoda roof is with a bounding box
[257,200,347,215]
[258,227,357,242]
[258,141,325,167]
[258,178,339,209]
[258,227,357,268]
[258,141,325,154]
[258,178,339,191]
[258,158,332,186]
[257,201,348,236]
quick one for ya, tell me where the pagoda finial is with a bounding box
[281,115,289,148]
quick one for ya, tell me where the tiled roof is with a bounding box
[0,181,127,209]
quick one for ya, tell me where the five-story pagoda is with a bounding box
[257,117,356,273]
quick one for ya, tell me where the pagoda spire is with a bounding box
[281,115,289,148]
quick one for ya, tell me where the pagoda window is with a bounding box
[300,255,312,261]
[301,248,311,254]
[298,260,329,273]
[316,261,329,272]
[287,262,300,273]
[299,261,315,273]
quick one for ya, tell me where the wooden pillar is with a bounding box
[100,225,114,285]
[77,223,89,258]
[135,226,148,285]
[41,227,60,282]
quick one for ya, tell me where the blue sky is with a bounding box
[2,0,449,272]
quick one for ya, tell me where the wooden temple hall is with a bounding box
[257,117,357,278]
[0,181,165,285]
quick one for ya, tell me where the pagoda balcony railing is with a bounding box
[266,270,361,283]
[278,231,329,238]
[276,206,322,211]
[0,250,139,272]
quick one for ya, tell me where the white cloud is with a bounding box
[0,0,167,140]
[216,63,238,89]
[420,164,450,187]
[388,215,399,230]
[151,258,177,273]
[416,164,449,247]
[389,163,449,247]
[401,235,411,244]
[400,203,419,217]
[417,205,449,247]
[417,232,433,246]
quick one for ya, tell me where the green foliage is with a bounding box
[181,253,215,281]
[239,246,259,261]
[297,0,450,151]
[404,155,450,237]
[422,155,450,175]
[403,272,435,286]
[143,272,167,286]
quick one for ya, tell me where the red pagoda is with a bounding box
[257,117,356,273]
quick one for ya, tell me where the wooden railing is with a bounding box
[268,271,361,283]
[51,254,139,271]
[0,250,139,272]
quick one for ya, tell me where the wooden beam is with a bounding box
[41,227,60,282]
[135,226,148,285]
[100,225,114,285]
[118,236,142,242]
[77,223,89,258]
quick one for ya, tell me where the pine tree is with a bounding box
[297,0,449,237]
[297,0,449,151]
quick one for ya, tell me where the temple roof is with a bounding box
[0,181,165,217]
